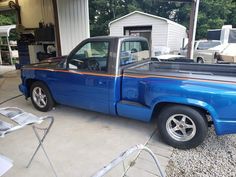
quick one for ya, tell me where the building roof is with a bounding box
[0,25,16,37]
[109,11,186,30]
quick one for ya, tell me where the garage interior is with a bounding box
[124,26,152,48]
[0,0,89,67]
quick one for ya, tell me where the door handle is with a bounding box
[98,81,108,86]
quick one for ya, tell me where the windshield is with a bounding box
[197,41,221,50]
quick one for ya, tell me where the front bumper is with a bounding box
[214,119,236,135]
[19,84,29,97]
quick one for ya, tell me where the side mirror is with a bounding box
[59,59,67,69]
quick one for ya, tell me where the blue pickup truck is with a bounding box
[19,36,236,149]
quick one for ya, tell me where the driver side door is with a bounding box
[51,40,111,114]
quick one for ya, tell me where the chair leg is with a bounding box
[26,117,58,177]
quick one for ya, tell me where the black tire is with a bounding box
[197,58,204,63]
[30,81,55,112]
[157,105,208,149]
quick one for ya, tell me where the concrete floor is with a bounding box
[0,65,15,75]
[0,66,21,103]
[0,66,173,177]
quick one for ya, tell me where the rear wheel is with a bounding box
[30,81,54,112]
[157,105,208,149]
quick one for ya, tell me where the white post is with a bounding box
[6,36,13,65]
[190,0,200,59]
[0,47,2,65]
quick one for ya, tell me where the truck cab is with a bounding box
[20,36,150,115]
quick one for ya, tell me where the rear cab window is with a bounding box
[120,40,149,66]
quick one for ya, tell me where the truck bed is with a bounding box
[119,61,236,136]
[124,61,236,83]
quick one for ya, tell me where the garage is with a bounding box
[109,11,187,56]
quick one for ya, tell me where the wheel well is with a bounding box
[26,79,38,88]
[25,79,53,98]
[25,79,39,97]
[26,79,50,90]
[152,102,213,126]
[197,57,204,62]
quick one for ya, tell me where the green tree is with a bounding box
[0,10,17,25]
[89,0,236,39]
[226,0,236,26]
[0,12,19,41]
[89,0,178,36]
[196,0,233,39]
[89,0,140,36]
[0,14,13,25]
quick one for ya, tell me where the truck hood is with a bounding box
[23,56,67,69]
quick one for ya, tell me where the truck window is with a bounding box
[67,41,109,72]
[120,41,149,66]
[229,29,236,43]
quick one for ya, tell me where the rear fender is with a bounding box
[151,96,219,122]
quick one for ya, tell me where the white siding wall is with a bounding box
[151,20,168,56]
[109,13,168,53]
[57,0,90,55]
[167,23,187,52]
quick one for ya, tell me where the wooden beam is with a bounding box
[52,0,61,56]
[14,0,21,24]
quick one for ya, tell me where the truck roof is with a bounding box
[89,36,148,41]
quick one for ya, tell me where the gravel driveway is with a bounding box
[166,127,236,177]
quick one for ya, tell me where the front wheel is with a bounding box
[30,81,55,112]
[157,105,208,149]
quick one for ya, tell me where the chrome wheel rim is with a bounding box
[198,59,204,63]
[32,87,47,108]
[166,114,196,142]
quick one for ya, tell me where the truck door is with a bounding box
[50,40,112,114]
